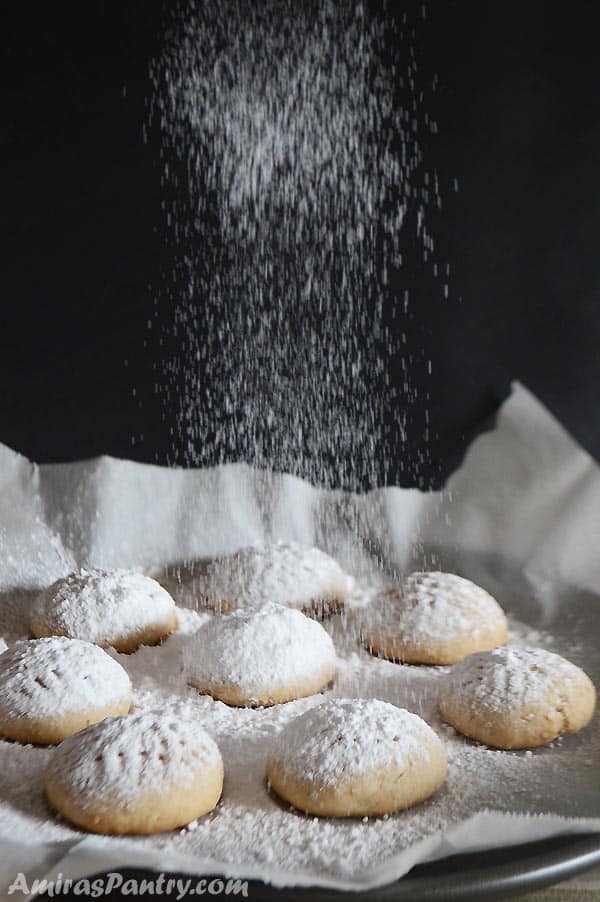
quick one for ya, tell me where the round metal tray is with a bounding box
[38,833,600,900]
[253,834,600,899]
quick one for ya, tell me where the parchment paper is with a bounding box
[0,381,599,895]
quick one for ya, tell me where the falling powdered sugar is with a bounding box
[147,0,447,489]
[198,542,355,612]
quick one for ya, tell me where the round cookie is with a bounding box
[266,698,447,817]
[197,542,354,615]
[439,646,596,749]
[360,571,507,665]
[0,637,132,745]
[31,569,178,653]
[183,603,337,707]
[44,711,224,834]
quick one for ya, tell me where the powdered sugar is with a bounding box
[45,711,222,809]
[360,571,506,643]
[148,1,446,490]
[442,646,589,715]
[31,569,176,646]
[182,603,336,700]
[0,637,131,721]
[0,600,598,888]
[268,698,436,789]
[197,542,355,611]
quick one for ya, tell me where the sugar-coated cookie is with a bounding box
[197,542,354,615]
[360,571,507,665]
[0,637,131,745]
[44,711,224,834]
[439,646,596,749]
[266,698,447,817]
[31,569,178,653]
[183,603,337,707]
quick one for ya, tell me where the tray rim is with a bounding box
[38,832,600,900]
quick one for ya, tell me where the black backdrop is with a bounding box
[2,0,599,489]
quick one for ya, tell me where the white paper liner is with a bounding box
[0,381,599,895]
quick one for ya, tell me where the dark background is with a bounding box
[2,0,599,488]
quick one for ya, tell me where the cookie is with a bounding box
[360,571,507,665]
[31,569,178,653]
[183,603,337,707]
[439,646,596,749]
[196,542,354,615]
[0,637,131,745]
[44,711,224,834]
[266,698,447,817]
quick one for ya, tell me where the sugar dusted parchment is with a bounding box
[0,382,599,893]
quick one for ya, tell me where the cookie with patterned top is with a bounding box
[197,542,354,616]
[266,698,447,817]
[44,711,224,834]
[360,572,507,665]
[439,646,596,749]
[31,569,178,653]
[0,637,131,745]
[183,603,337,707]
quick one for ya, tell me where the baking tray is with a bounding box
[37,833,600,900]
